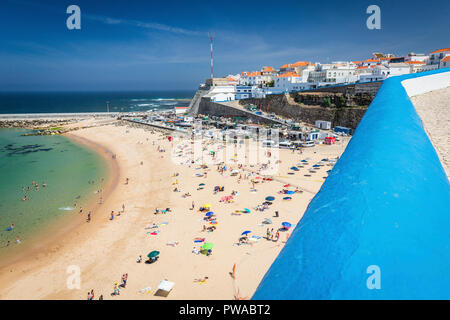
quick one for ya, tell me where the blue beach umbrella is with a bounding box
[301,160,308,163]
[282,222,292,228]
[241,230,251,236]
[243,208,251,213]
[286,190,295,195]
[290,166,299,171]
[205,211,214,217]
[265,196,275,201]
[283,197,292,200]
[313,165,321,168]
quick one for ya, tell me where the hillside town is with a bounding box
[205,47,450,102]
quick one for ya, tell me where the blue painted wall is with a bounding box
[253,69,450,299]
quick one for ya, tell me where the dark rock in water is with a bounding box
[3,143,53,156]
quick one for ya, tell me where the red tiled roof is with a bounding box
[277,71,299,78]
[430,48,450,54]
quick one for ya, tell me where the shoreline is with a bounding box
[0,129,119,281]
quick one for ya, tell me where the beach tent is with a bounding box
[155,280,175,297]
[265,196,275,201]
[202,243,214,250]
[281,222,292,228]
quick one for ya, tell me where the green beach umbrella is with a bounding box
[147,251,160,258]
[202,243,214,250]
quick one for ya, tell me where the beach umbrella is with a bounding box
[243,208,251,213]
[283,184,291,187]
[313,164,320,168]
[264,218,272,224]
[283,196,292,200]
[147,251,160,258]
[241,230,251,236]
[290,166,299,171]
[194,238,205,243]
[265,196,275,201]
[203,204,212,208]
[205,211,214,217]
[286,190,295,195]
[199,183,205,186]
[282,222,292,228]
[301,160,308,163]
[202,243,214,250]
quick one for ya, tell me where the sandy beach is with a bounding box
[0,119,348,300]
[411,86,450,178]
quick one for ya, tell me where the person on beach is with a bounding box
[125,178,129,185]
[79,208,83,214]
[110,211,114,220]
[5,241,10,247]
[122,204,125,212]
[99,295,103,300]
[136,255,142,263]
[16,237,21,244]
[113,283,120,296]
[274,211,279,217]
[270,228,274,241]
[275,231,280,242]
[87,212,91,222]
[266,228,270,239]
[121,273,128,288]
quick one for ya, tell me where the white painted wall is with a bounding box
[401,70,450,97]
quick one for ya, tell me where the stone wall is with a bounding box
[237,82,382,129]
[197,97,277,125]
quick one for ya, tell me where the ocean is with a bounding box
[0,90,193,259]
[0,128,106,258]
[0,90,194,114]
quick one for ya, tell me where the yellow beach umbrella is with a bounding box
[203,204,212,208]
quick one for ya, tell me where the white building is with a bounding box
[439,56,450,69]
[235,86,253,99]
[404,53,429,63]
[315,120,331,130]
[208,86,236,102]
[429,48,450,65]
[387,63,411,76]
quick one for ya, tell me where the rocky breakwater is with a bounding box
[0,119,77,136]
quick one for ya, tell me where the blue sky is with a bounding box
[1,0,449,91]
